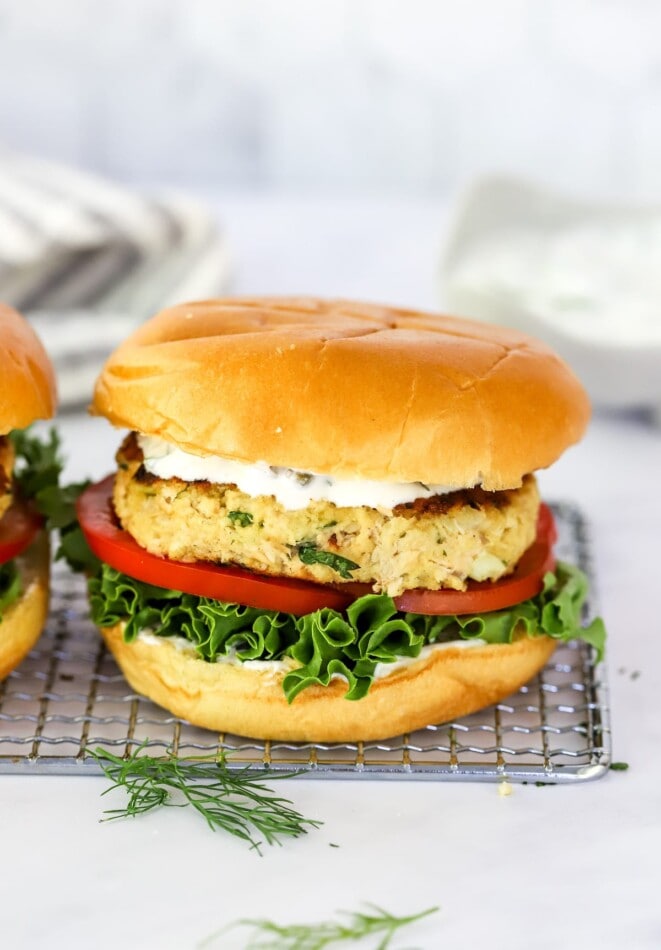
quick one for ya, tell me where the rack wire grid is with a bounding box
[0,502,610,783]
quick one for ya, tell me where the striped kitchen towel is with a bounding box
[0,151,231,406]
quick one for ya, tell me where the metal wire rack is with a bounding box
[0,503,610,782]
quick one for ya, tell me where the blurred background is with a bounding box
[0,0,660,410]
[2,0,660,197]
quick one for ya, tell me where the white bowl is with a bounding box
[440,176,661,411]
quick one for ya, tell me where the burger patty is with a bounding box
[0,436,14,520]
[113,434,540,598]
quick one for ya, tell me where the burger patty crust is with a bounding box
[0,436,15,520]
[113,434,540,597]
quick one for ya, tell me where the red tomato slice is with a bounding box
[77,476,357,615]
[0,498,43,565]
[77,476,557,618]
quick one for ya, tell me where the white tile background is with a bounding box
[1,0,661,197]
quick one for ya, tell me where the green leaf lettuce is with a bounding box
[9,427,98,573]
[88,560,606,703]
[0,560,21,620]
[1,427,69,618]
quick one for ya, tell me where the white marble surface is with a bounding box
[2,195,661,949]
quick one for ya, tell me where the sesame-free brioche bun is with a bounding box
[0,533,50,680]
[92,297,590,491]
[0,307,54,678]
[0,304,57,434]
[99,621,557,741]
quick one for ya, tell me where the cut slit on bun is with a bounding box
[92,297,590,491]
[99,621,557,742]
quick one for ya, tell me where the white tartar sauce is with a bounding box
[137,631,486,682]
[138,433,463,511]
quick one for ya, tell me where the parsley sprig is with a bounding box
[9,427,62,504]
[9,427,98,572]
[90,745,321,854]
[297,542,359,580]
[228,509,254,527]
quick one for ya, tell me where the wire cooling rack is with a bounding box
[0,503,610,783]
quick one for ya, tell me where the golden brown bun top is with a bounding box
[0,304,56,434]
[92,297,590,489]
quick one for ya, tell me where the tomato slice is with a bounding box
[77,476,358,615]
[0,498,43,565]
[78,475,557,618]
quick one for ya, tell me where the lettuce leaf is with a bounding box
[10,428,63,510]
[10,427,98,573]
[0,560,21,620]
[1,427,70,618]
[88,560,606,703]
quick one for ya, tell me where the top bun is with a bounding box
[93,298,590,490]
[0,304,56,434]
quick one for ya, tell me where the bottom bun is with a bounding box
[0,533,50,680]
[99,623,558,742]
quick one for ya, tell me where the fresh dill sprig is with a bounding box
[90,745,321,854]
[204,903,439,949]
